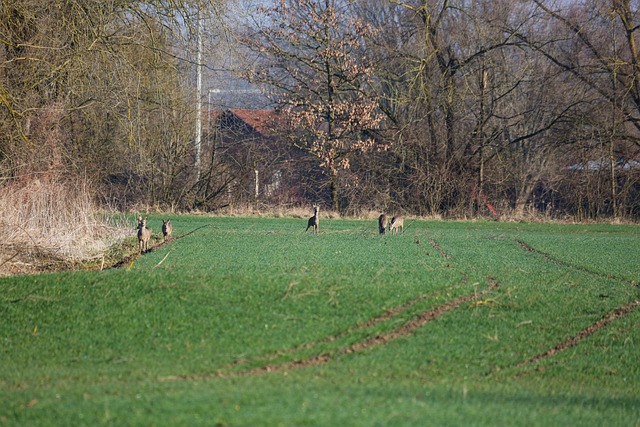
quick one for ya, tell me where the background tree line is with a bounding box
[1,0,639,220]
[0,0,227,211]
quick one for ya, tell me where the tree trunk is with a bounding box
[330,174,339,212]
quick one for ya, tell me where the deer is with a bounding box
[378,214,388,235]
[137,216,152,253]
[305,205,319,234]
[389,216,404,235]
[162,219,172,241]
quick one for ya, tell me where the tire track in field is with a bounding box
[500,239,640,376]
[243,277,499,376]
[430,239,453,261]
[225,239,466,369]
[339,278,499,353]
[159,277,499,382]
[515,239,638,288]
[513,299,640,373]
[228,273,470,369]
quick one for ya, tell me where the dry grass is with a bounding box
[191,205,441,221]
[181,205,345,220]
[0,175,130,275]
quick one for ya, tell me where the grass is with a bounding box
[0,216,638,426]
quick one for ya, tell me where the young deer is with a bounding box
[162,219,172,241]
[137,216,152,253]
[378,214,388,235]
[389,216,404,235]
[305,205,319,234]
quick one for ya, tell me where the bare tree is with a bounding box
[515,0,640,218]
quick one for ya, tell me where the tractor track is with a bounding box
[512,299,640,374]
[230,280,467,368]
[228,268,471,369]
[515,239,638,288]
[159,277,499,382]
[430,239,453,261]
[215,238,469,372]
[157,235,638,383]
[484,239,640,376]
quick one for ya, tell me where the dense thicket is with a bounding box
[1,0,639,220]
[0,0,223,210]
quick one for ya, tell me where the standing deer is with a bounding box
[162,219,172,241]
[378,214,388,235]
[389,216,404,235]
[137,216,152,253]
[305,205,319,234]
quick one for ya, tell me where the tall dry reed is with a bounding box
[0,175,129,260]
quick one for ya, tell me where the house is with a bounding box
[210,109,278,142]
[204,109,305,207]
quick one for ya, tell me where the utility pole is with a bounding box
[195,3,203,180]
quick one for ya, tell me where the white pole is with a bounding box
[254,169,259,200]
[195,4,203,180]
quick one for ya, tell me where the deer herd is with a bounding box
[377,213,404,235]
[137,207,403,254]
[136,216,171,254]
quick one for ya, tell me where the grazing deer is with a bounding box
[162,219,172,241]
[389,216,404,235]
[378,214,388,235]
[137,216,152,253]
[305,205,319,234]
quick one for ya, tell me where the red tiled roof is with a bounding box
[208,109,279,137]
[230,109,277,136]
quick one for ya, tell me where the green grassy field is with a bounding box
[1,216,639,426]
